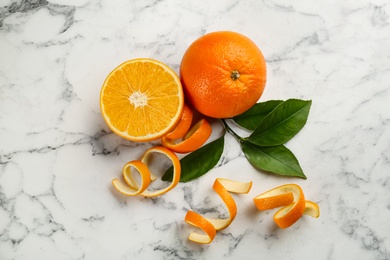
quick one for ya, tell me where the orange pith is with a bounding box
[180,31,267,118]
[184,178,252,244]
[161,118,212,153]
[100,58,184,142]
[304,200,320,218]
[112,146,181,197]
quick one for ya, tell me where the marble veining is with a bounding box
[1,0,390,259]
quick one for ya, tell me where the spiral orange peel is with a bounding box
[184,178,252,244]
[161,118,212,153]
[304,200,320,218]
[253,184,320,228]
[112,146,181,197]
[165,104,193,140]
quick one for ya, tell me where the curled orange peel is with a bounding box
[112,160,151,196]
[304,200,320,218]
[185,211,216,244]
[165,104,193,140]
[184,178,252,244]
[161,118,212,153]
[253,184,320,228]
[112,146,181,198]
[139,146,181,197]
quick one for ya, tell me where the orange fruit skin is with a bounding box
[273,185,306,229]
[254,192,294,211]
[180,31,267,118]
[164,104,193,140]
[161,118,212,153]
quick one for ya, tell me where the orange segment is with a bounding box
[165,104,193,139]
[161,118,212,153]
[139,146,181,197]
[304,200,320,218]
[253,184,305,229]
[185,211,216,244]
[100,58,184,142]
[112,160,151,196]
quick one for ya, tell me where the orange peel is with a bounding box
[253,184,305,229]
[165,104,193,140]
[139,146,181,197]
[185,211,216,244]
[184,178,252,244]
[304,200,320,218]
[112,146,181,198]
[112,160,151,196]
[161,118,212,153]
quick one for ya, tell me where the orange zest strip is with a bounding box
[253,185,295,211]
[185,211,216,244]
[253,184,306,229]
[165,104,193,140]
[208,178,252,230]
[112,146,180,198]
[139,146,181,197]
[161,118,212,153]
[303,200,320,218]
[112,160,151,196]
[185,178,252,244]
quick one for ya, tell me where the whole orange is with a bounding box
[180,31,267,118]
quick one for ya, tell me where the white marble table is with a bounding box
[1,0,389,259]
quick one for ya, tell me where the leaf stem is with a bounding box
[221,119,243,143]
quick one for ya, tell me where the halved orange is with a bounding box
[161,118,212,153]
[253,184,305,229]
[165,104,193,139]
[100,58,184,142]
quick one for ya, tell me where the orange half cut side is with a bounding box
[100,58,184,142]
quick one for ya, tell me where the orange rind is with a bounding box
[253,184,305,229]
[207,178,252,230]
[161,118,212,153]
[139,146,181,197]
[112,146,180,198]
[304,200,320,218]
[112,160,151,196]
[185,211,216,244]
[165,104,193,140]
[184,178,252,244]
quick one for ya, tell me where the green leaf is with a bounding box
[248,99,312,147]
[162,135,224,183]
[233,100,283,131]
[241,141,306,179]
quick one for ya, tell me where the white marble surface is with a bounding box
[1,0,390,259]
